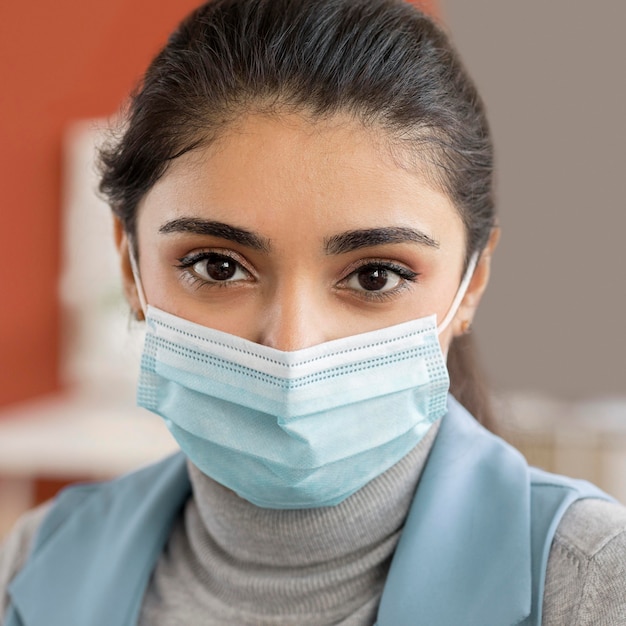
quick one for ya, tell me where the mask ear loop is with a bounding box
[437,251,479,336]
[128,238,478,331]
[128,240,148,318]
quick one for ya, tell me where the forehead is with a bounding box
[137,111,464,246]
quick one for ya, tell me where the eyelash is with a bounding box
[174,251,419,299]
[341,261,419,302]
[175,250,252,289]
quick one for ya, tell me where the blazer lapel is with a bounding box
[378,396,532,626]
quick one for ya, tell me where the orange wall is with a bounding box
[0,0,202,408]
[0,0,437,409]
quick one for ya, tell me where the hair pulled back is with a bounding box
[99,0,497,429]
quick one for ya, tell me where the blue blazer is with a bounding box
[5,397,611,625]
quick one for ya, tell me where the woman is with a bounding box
[1,0,625,624]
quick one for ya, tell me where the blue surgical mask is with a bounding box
[133,252,477,509]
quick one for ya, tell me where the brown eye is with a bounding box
[342,261,418,298]
[357,267,391,291]
[206,254,236,280]
[191,253,249,283]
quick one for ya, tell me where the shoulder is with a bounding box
[543,497,626,625]
[0,503,51,620]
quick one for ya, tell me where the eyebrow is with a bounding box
[159,218,271,252]
[324,227,439,255]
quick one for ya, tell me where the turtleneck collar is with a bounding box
[179,420,440,623]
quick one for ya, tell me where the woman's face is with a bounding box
[119,112,491,352]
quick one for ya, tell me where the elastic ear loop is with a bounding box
[129,239,477,332]
[436,251,479,335]
[128,241,148,318]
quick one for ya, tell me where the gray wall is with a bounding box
[440,1,626,400]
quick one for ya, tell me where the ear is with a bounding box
[451,227,500,337]
[113,218,144,321]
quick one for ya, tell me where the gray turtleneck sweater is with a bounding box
[1,419,626,624]
[136,422,440,626]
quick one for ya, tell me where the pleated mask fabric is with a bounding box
[138,307,450,509]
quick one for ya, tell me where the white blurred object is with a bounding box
[0,394,177,479]
[59,119,143,403]
[0,120,175,538]
[0,393,178,539]
[498,393,626,504]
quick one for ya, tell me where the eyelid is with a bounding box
[176,248,255,274]
[174,248,257,290]
[340,258,419,282]
[336,258,420,302]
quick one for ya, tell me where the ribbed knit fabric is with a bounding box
[3,419,626,624]
[137,421,441,626]
[543,498,626,625]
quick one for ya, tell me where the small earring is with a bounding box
[460,320,472,334]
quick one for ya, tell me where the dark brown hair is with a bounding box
[99,0,497,429]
